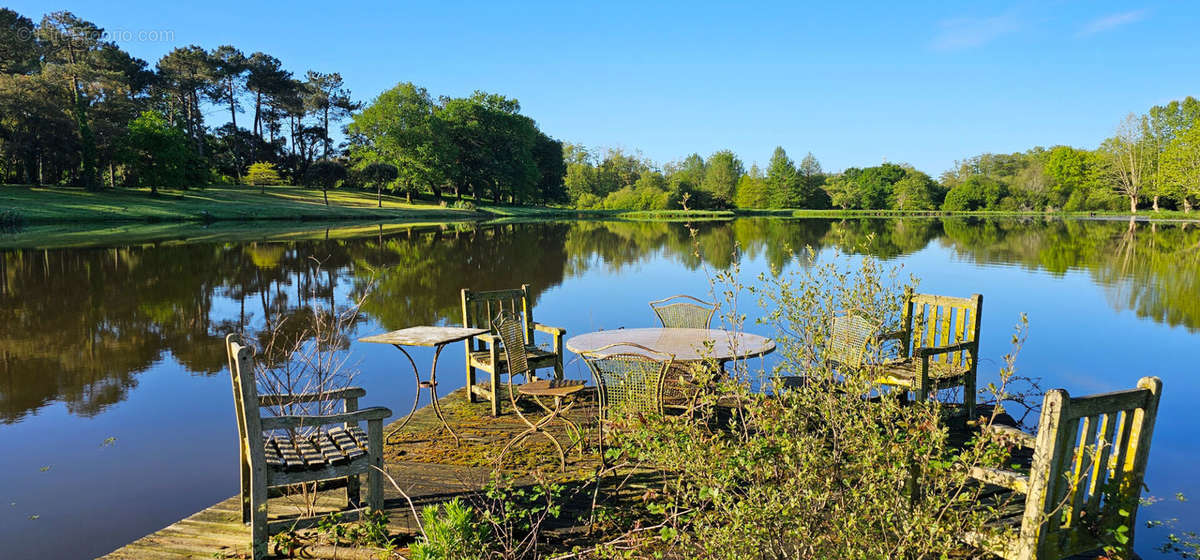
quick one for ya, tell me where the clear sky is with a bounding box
[9,1,1199,174]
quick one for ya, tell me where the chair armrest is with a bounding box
[913,340,975,358]
[985,424,1036,449]
[261,406,392,430]
[258,387,367,407]
[474,333,496,346]
[533,322,566,336]
[969,466,1029,493]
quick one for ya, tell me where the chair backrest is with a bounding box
[827,310,878,369]
[901,290,983,370]
[493,311,531,380]
[581,343,674,421]
[462,284,534,351]
[649,294,717,329]
[1020,376,1163,559]
[225,334,267,469]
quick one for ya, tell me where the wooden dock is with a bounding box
[101,385,1126,560]
[102,385,601,559]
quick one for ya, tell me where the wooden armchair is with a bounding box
[462,284,565,416]
[225,334,391,559]
[876,290,983,418]
[965,377,1163,560]
[649,294,718,329]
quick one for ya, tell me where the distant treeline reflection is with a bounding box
[0,217,1196,422]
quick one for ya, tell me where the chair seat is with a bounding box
[262,425,370,472]
[875,357,970,387]
[470,346,558,371]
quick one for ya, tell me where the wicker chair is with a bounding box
[876,290,983,418]
[776,309,878,392]
[649,294,718,329]
[580,343,675,459]
[493,311,585,469]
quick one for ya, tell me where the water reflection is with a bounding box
[1,217,1198,423]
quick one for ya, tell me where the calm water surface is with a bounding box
[0,217,1197,558]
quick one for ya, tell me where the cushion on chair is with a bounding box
[263,425,370,472]
[469,346,557,370]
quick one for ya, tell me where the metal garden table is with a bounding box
[565,327,776,363]
[359,326,488,445]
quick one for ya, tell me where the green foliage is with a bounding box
[246,162,283,186]
[117,111,203,193]
[411,499,488,560]
[700,150,743,206]
[942,175,1008,211]
[591,253,1025,559]
[0,208,24,231]
[734,174,769,209]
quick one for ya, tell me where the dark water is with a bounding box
[0,217,1197,559]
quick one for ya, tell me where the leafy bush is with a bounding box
[411,499,488,560]
[575,192,601,209]
[943,175,1008,211]
[246,162,283,187]
[451,199,476,211]
[587,251,1034,559]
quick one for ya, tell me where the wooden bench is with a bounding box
[966,376,1163,560]
[225,334,391,559]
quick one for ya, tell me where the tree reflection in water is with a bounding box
[1,217,1197,423]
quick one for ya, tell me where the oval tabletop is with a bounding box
[565,328,775,362]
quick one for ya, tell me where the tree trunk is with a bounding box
[1185,198,1193,213]
[1152,195,1159,212]
[254,92,262,138]
[1129,195,1137,214]
[377,184,382,208]
[323,186,329,206]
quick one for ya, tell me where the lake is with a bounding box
[0,216,1197,558]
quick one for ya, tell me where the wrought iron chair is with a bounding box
[225,334,391,559]
[461,284,566,416]
[580,343,675,459]
[876,290,983,418]
[649,294,718,329]
[775,309,878,392]
[493,311,586,470]
[964,377,1162,560]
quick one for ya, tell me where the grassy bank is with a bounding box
[0,185,476,224]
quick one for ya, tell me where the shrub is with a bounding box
[451,199,476,211]
[411,499,488,560]
[589,251,1033,559]
[575,192,601,209]
[246,162,283,188]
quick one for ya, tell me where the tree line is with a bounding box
[563,97,1200,214]
[0,8,566,205]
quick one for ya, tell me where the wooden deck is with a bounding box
[101,385,1128,560]
[103,385,602,559]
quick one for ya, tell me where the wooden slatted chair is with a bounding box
[965,377,1163,560]
[580,343,674,458]
[462,284,566,416]
[877,290,983,418]
[649,294,718,329]
[225,334,391,559]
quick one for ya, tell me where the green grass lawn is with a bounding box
[1,184,477,223]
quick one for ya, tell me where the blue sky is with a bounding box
[10,1,1199,174]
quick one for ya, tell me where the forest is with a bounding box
[2,7,1199,214]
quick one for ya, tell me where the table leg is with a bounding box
[426,343,460,446]
[385,345,423,444]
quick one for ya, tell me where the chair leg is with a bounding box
[240,460,251,523]
[368,427,385,512]
[963,376,977,420]
[346,474,360,507]
[489,368,502,417]
[554,356,564,380]
[249,479,268,560]
[467,365,478,403]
